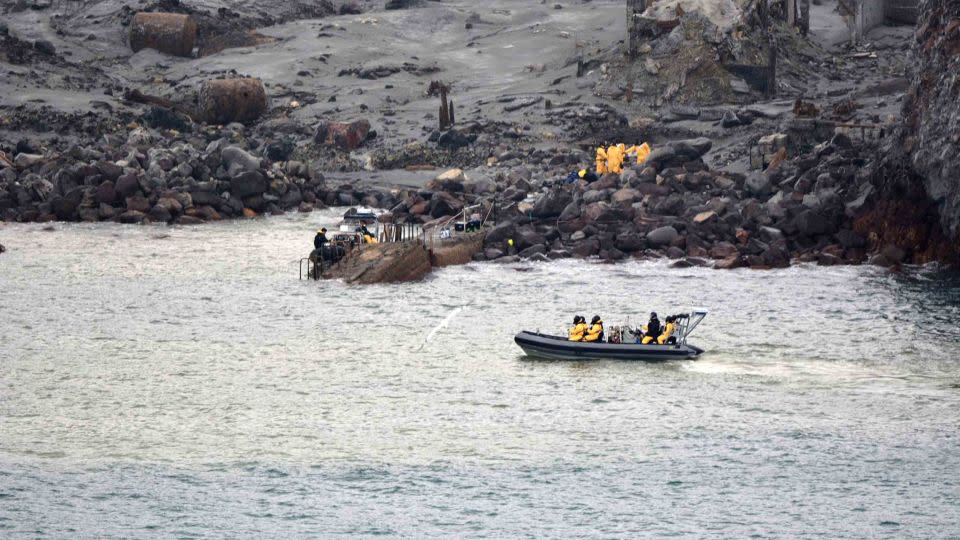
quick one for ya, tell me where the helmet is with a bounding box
[650,312,658,318]
[321,227,327,233]
[578,169,587,178]
[573,315,580,324]
[591,315,601,324]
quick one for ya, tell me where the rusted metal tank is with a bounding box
[129,12,197,58]
[197,78,268,125]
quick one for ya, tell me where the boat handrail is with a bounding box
[678,309,708,346]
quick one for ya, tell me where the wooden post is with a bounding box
[439,84,449,130]
[787,0,796,26]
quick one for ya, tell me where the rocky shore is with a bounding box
[1,0,957,273]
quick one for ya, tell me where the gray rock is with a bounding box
[558,201,581,221]
[720,111,741,128]
[95,181,116,205]
[118,210,146,224]
[744,172,772,196]
[114,173,140,198]
[793,209,836,237]
[531,189,572,218]
[230,171,267,198]
[14,153,44,169]
[758,226,784,242]
[646,225,679,247]
[837,229,866,249]
[484,221,517,246]
[670,138,712,160]
[221,146,261,177]
[484,248,504,260]
[519,244,547,258]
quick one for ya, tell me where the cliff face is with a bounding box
[900,1,960,238]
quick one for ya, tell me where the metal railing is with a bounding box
[299,257,321,281]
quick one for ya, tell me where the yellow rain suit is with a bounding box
[568,322,587,342]
[640,322,657,344]
[657,322,675,344]
[626,142,651,165]
[583,321,604,342]
[606,144,624,174]
[595,147,608,175]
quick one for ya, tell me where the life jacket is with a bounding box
[568,323,587,341]
[584,321,604,342]
[657,322,675,345]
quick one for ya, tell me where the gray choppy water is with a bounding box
[1,212,959,538]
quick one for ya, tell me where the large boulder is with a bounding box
[670,137,712,160]
[95,181,117,205]
[484,221,517,246]
[437,129,473,150]
[429,191,463,218]
[582,202,625,223]
[792,209,836,237]
[427,169,466,192]
[611,188,641,206]
[125,194,151,213]
[230,171,267,198]
[531,189,573,218]
[646,225,679,247]
[221,146,261,177]
[615,233,646,252]
[314,119,371,150]
[115,174,141,198]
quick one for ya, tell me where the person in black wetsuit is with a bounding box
[314,228,328,250]
[641,312,662,345]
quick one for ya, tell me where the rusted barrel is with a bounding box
[197,78,268,125]
[129,13,197,58]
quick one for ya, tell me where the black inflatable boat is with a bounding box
[514,310,707,361]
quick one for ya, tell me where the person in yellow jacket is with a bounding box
[359,223,378,244]
[568,315,587,342]
[595,146,608,175]
[606,144,624,174]
[583,315,604,342]
[626,142,651,165]
[658,316,676,344]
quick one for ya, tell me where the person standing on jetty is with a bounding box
[314,228,328,250]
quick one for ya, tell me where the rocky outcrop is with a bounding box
[899,2,960,239]
[325,241,432,284]
[861,0,960,265]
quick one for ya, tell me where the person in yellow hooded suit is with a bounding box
[568,315,587,341]
[583,315,604,342]
[658,315,676,344]
[606,144,624,174]
[595,146,608,175]
[626,142,651,165]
